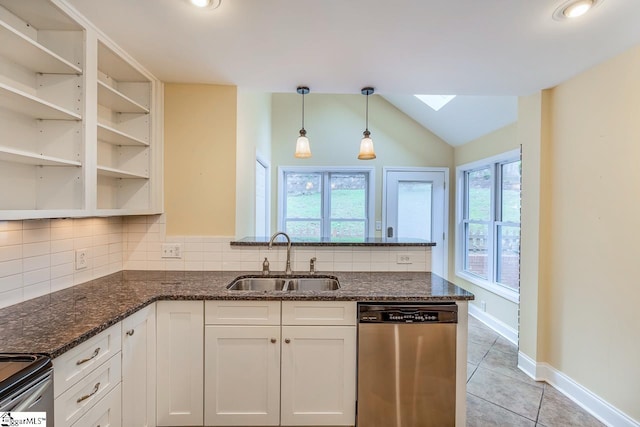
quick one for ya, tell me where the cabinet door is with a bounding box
[281,326,357,426]
[122,303,156,427]
[156,301,204,426]
[204,325,280,426]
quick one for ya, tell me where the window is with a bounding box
[278,167,374,241]
[456,150,521,300]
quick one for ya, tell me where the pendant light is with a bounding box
[294,86,311,158]
[358,87,376,160]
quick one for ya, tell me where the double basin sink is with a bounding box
[227,276,340,292]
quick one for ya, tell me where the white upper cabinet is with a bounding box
[0,0,163,220]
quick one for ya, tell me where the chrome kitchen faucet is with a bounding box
[268,231,292,275]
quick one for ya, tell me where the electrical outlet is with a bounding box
[481,300,487,312]
[162,243,182,258]
[75,249,88,270]
[375,220,382,231]
[396,253,413,264]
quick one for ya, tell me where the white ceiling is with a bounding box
[66,0,640,145]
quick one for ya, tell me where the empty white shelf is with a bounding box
[0,146,81,166]
[0,82,81,120]
[97,123,148,146]
[97,81,149,114]
[97,166,148,179]
[0,21,82,74]
[98,41,148,82]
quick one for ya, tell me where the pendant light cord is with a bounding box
[301,91,305,131]
[365,93,369,132]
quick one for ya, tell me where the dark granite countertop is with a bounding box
[231,236,436,246]
[0,270,472,358]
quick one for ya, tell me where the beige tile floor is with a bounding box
[466,316,605,427]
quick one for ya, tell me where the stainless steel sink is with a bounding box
[227,276,340,291]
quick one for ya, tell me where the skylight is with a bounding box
[415,94,457,111]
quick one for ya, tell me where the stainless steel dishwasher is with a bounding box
[357,303,457,427]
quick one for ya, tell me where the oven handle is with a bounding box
[11,371,53,412]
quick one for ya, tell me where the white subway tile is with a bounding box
[333,251,353,263]
[204,261,222,270]
[92,234,109,247]
[94,254,109,269]
[92,244,108,258]
[165,259,184,270]
[147,260,165,270]
[51,238,74,253]
[51,218,73,228]
[0,289,22,309]
[0,221,22,232]
[0,230,23,245]
[184,251,204,262]
[185,242,203,252]
[109,242,123,254]
[74,236,92,249]
[51,226,74,240]
[352,262,371,272]
[23,219,50,230]
[51,263,73,280]
[73,268,93,285]
[23,267,50,286]
[0,273,22,293]
[126,259,147,270]
[0,245,22,262]
[23,281,51,300]
[0,259,22,278]
[352,250,371,263]
[23,254,50,272]
[51,275,74,292]
[184,261,204,271]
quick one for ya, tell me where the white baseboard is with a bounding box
[518,353,639,427]
[468,303,518,345]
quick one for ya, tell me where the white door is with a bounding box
[204,325,281,426]
[280,326,356,426]
[156,301,204,426]
[122,303,156,427]
[384,169,448,277]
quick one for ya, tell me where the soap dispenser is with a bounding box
[262,257,270,275]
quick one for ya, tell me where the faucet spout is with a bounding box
[268,231,292,275]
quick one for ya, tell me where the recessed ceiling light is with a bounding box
[553,0,602,21]
[188,0,222,9]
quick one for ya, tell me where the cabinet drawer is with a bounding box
[71,383,122,427]
[282,301,356,326]
[55,353,121,427]
[205,300,281,325]
[53,322,122,397]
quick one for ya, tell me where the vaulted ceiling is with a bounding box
[67,0,640,145]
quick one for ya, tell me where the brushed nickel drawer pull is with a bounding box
[76,347,100,365]
[126,329,135,336]
[77,382,100,403]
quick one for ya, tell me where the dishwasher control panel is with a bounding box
[358,303,458,324]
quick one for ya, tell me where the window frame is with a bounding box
[455,149,521,302]
[277,166,375,239]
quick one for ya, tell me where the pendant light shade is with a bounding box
[358,87,376,160]
[294,86,311,158]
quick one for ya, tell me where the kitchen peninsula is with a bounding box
[0,269,473,427]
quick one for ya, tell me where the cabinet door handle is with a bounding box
[76,347,100,365]
[77,382,101,403]
[126,329,135,336]
[270,338,277,343]
[285,338,291,344]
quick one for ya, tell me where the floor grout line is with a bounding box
[467,391,539,423]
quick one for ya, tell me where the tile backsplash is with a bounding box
[0,214,431,309]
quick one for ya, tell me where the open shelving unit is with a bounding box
[0,0,84,217]
[0,0,162,219]
[96,40,154,212]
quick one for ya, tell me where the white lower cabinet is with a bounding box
[204,325,281,426]
[156,300,204,426]
[122,303,156,427]
[204,300,357,427]
[280,325,356,426]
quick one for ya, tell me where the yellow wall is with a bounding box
[453,123,520,330]
[164,84,237,235]
[535,45,640,419]
[270,93,453,236]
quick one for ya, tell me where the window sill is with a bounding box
[455,271,519,303]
